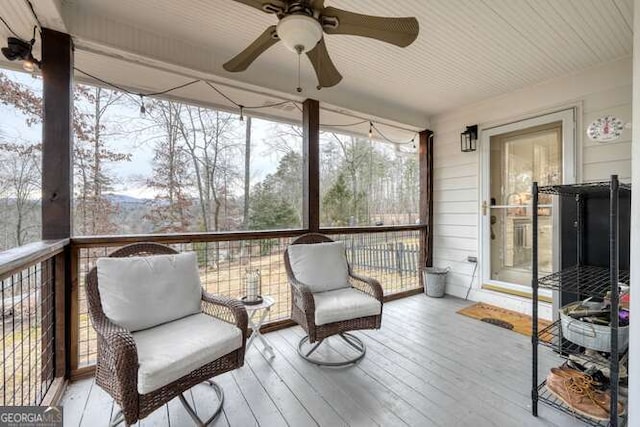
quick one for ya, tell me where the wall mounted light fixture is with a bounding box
[1,36,40,72]
[460,125,478,152]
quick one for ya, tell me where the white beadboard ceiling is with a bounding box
[0,0,634,129]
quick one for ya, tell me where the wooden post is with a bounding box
[302,99,320,232]
[42,28,73,239]
[419,130,434,287]
[41,28,74,379]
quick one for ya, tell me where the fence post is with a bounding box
[396,242,404,275]
[383,243,390,273]
[350,239,355,266]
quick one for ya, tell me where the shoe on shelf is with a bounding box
[569,351,628,379]
[546,368,624,421]
[563,361,609,391]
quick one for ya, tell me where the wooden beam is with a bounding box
[302,99,320,232]
[384,287,425,302]
[0,239,67,280]
[41,29,73,240]
[40,378,67,407]
[419,130,434,282]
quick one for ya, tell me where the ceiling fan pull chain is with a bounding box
[296,48,302,93]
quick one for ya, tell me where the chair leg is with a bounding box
[297,332,366,367]
[305,339,324,357]
[110,409,125,427]
[340,333,365,352]
[179,380,224,426]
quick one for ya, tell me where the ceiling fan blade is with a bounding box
[322,7,419,47]
[306,38,342,88]
[229,0,284,14]
[223,26,279,72]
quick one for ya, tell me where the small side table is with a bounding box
[244,296,275,357]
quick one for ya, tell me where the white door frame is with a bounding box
[479,108,576,295]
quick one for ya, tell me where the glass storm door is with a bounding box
[488,122,562,287]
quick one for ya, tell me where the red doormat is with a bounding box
[457,302,551,338]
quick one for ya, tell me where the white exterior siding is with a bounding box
[430,56,632,316]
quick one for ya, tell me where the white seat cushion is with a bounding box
[287,241,350,293]
[313,288,382,326]
[132,313,242,394]
[97,252,202,332]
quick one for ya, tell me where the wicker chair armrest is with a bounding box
[201,292,248,340]
[289,279,316,315]
[349,271,384,302]
[100,330,139,369]
[91,314,139,400]
[90,311,135,348]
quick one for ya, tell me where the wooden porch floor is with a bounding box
[61,295,585,427]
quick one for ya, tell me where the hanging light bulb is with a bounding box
[239,105,244,122]
[139,94,146,116]
[22,55,37,73]
[368,122,373,140]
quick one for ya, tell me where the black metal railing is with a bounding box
[0,240,67,405]
[70,227,424,370]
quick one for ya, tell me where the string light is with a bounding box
[7,8,422,144]
[73,67,420,143]
[371,122,419,146]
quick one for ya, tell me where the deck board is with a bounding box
[61,295,586,427]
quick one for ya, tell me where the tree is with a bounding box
[249,182,298,230]
[322,172,361,226]
[0,142,40,247]
[0,71,131,238]
[176,107,242,232]
[267,151,303,222]
[73,86,130,235]
[242,117,252,229]
[320,134,385,225]
[0,73,43,249]
[145,100,193,232]
[248,152,301,230]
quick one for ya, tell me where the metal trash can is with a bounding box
[422,267,450,298]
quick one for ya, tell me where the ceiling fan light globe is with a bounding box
[276,15,323,53]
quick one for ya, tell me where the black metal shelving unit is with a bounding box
[531,175,630,427]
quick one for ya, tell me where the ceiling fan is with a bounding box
[223,0,419,90]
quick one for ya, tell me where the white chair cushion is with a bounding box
[96,252,202,332]
[287,241,350,293]
[313,288,382,326]
[132,313,242,394]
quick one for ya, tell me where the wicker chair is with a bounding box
[86,243,248,426]
[284,233,383,366]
